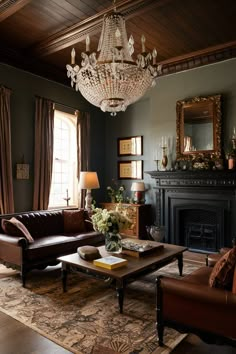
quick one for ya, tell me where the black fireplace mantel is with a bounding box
[146,170,236,252]
[146,170,236,187]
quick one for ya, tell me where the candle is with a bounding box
[233,126,236,139]
[161,136,164,147]
[141,35,146,53]
[71,48,75,65]
[66,189,68,198]
[86,35,90,52]
[152,48,157,65]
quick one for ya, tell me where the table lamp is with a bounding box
[131,182,145,204]
[79,171,100,213]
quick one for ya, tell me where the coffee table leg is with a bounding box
[177,254,183,276]
[61,262,68,292]
[116,280,124,314]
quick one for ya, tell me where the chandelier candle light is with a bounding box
[66,1,161,116]
[79,172,100,214]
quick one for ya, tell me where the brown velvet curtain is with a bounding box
[33,97,54,210]
[0,86,14,214]
[77,111,90,208]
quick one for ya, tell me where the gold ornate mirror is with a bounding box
[176,94,222,160]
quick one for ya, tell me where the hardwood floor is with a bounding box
[0,251,235,354]
[0,312,71,354]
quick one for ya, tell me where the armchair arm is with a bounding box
[157,275,236,306]
[156,275,236,345]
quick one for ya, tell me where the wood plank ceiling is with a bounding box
[0,0,236,86]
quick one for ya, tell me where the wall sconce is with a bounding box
[79,171,100,213]
[131,182,145,204]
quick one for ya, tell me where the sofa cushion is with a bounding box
[25,232,104,261]
[209,247,236,289]
[16,211,64,238]
[1,217,34,243]
[63,209,86,233]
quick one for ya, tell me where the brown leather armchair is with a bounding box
[156,258,236,347]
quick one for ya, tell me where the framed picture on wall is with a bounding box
[118,160,143,179]
[118,136,143,156]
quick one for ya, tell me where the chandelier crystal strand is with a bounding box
[66,3,161,116]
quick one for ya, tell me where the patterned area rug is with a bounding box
[0,260,200,354]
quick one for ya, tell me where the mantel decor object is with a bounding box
[161,147,168,170]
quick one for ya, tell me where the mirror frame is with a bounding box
[176,94,222,160]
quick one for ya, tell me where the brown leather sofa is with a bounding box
[156,252,236,347]
[0,209,104,287]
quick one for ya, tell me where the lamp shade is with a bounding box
[131,182,145,192]
[79,172,100,190]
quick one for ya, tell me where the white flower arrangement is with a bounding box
[91,207,132,234]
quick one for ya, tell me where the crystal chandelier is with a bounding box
[66,1,161,116]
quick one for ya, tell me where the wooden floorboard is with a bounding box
[0,312,72,354]
[0,251,235,354]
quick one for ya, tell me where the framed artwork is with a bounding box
[16,163,29,179]
[118,160,143,179]
[118,136,143,156]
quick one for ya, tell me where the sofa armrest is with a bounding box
[0,233,28,247]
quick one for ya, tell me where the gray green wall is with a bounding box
[1,58,236,215]
[104,58,236,221]
[0,63,106,212]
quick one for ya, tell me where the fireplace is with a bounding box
[177,206,224,252]
[146,170,236,253]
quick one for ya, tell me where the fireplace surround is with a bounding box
[146,170,236,253]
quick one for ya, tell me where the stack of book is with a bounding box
[93,256,128,269]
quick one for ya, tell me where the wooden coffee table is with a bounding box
[58,243,187,314]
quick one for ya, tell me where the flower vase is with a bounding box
[105,233,122,253]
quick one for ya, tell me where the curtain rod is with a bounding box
[0,85,12,91]
[34,95,88,113]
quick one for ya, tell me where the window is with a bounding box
[48,109,78,208]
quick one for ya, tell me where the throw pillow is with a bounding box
[1,217,34,243]
[232,265,236,294]
[209,246,236,289]
[63,209,86,233]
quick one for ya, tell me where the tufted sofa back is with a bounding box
[0,210,64,238]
